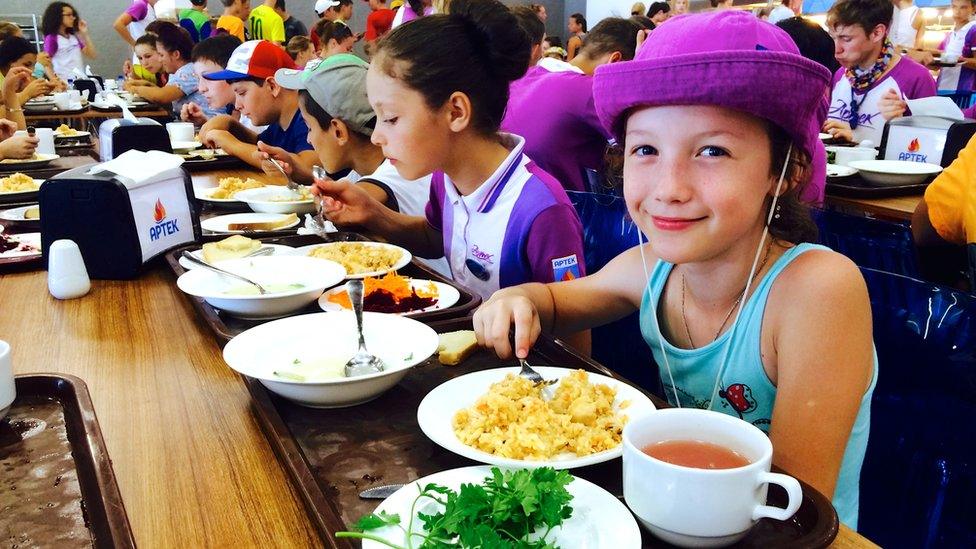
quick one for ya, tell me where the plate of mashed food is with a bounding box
[417,366,656,469]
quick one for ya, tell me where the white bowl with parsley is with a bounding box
[223,311,439,408]
[176,255,346,319]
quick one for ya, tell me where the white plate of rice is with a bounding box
[295,241,412,278]
[417,367,656,470]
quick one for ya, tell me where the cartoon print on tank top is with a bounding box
[719,383,771,428]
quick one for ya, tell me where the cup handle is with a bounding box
[752,471,803,522]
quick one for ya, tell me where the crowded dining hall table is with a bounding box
[0,161,880,548]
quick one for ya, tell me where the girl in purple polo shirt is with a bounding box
[474,11,877,529]
[312,0,586,302]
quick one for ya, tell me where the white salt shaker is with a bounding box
[48,239,91,300]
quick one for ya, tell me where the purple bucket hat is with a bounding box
[593,11,830,167]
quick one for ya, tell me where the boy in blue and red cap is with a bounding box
[475,10,877,530]
[199,40,317,181]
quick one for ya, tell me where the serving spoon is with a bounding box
[344,279,386,377]
[181,251,269,294]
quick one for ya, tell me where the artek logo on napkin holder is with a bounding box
[38,164,202,280]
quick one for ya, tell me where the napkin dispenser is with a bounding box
[99,118,173,161]
[880,116,976,167]
[38,164,201,280]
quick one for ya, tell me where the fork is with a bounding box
[309,166,332,239]
[267,157,302,194]
[518,359,556,386]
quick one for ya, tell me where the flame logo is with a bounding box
[561,270,576,281]
[908,138,920,152]
[153,199,166,223]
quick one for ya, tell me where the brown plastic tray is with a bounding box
[163,233,482,345]
[1,374,135,549]
[244,317,839,549]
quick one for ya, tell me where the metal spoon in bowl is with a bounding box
[267,156,303,195]
[344,279,385,377]
[180,251,269,294]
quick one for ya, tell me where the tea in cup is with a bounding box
[1,341,15,421]
[622,408,803,547]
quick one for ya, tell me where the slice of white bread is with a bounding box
[437,330,478,366]
[226,213,298,232]
[201,235,260,263]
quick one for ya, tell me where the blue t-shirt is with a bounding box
[257,109,312,153]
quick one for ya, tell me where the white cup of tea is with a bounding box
[622,409,803,547]
[0,340,15,421]
[53,91,71,110]
[166,122,195,143]
[828,146,878,166]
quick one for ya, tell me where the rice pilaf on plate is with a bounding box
[452,370,630,460]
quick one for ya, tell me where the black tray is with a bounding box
[181,154,248,172]
[163,233,482,344]
[1,374,135,549]
[245,317,840,549]
[826,174,930,198]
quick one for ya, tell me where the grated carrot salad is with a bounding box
[328,272,438,308]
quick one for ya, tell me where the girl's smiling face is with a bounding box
[366,60,453,181]
[623,105,778,265]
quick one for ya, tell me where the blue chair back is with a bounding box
[813,208,920,277]
[567,191,661,395]
[858,267,976,548]
[937,90,975,110]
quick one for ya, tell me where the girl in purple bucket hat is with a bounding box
[473,11,877,529]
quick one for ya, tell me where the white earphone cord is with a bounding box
[637,142,793,411]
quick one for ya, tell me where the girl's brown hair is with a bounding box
[765,122,818,244]
[373,0,530,135]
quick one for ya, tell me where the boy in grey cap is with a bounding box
[262,54,436,220]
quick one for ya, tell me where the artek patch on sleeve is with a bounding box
[552,254,581,281]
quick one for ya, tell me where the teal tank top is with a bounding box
[639,243,877,529]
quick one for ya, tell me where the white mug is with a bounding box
[828,146,878,166]
[53,91,71,110]
[0,340,15,421]
[623,409,803,548]
[14,129,54,155]
[166,122,195,142]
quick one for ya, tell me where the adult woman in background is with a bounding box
[41,2,96,80]
[567,13,587,60]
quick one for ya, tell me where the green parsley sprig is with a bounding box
[336,467,574,548]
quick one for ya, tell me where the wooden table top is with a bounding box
[824,193,922,222]
[24,106,171,121]
[0,167,879,548]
